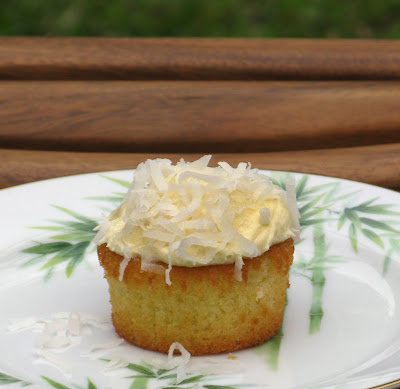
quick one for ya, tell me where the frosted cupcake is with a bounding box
[94,155,299,355]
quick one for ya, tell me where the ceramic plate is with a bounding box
[1,170,400,389]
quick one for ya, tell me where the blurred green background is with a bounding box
[1,0,399,38]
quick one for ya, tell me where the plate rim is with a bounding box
[1,168,399,198]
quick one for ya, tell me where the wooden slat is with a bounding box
[1,38,400,80]
[1,144,399,190]
[1,81,400,153]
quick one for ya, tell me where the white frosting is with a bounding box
[95,156,298,280]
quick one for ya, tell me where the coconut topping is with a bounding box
[9,312,116,377]
[94,156,299,284]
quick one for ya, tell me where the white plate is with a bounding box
[1,170,400,389]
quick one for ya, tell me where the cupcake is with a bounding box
[94,155,299,355]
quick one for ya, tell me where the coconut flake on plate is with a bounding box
[7,316,47,333]
[33,349,71,377]
[144,342,191,384]
[81,338,125,359]
[101,358,129,374]
[68,312,81,336]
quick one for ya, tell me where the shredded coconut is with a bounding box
[8,316,46,332]
[102,358,129,373]
[34,349,71,377]
[142,342,191,384]
[86,339,125,352]
[94,156,300,283]
[82,338,125,359]
[119,257,131,281]
[140,257,164,274]
[9,312,118,375]
[234,257,244,282]
[68,312,81,336]
[198,356,242,375]
[92,215,110,245]
[36,322,72,349]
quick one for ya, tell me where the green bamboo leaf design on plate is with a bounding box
[101,175,131,188]
[41,376,71,389]
[352,203,400,216]
[257,172,337,367]
[381,235,399,275]
[157,369,169,376]
[361,228,384,249]
[129,377,149,389]
[0,371,30,386]
[253,326,283,370]
[42,376,98,389]
[336,196,399,259]
[295,175,308,198]
[337,213,346,230]
[271,173,338,229]
[299,182,337,198]
[352,197,379,209]
[87,379,98,389]
[85,195,124,202]
[383,251,393,276]
[65,245,89,277]
[21,255,45,267]
[177,374,204,384]
[51,206,98,226]
[29,225,65,231]
[359,218,399,233]
[389,238,400,253]
[100,358,250,389]
[45,220,97,233]
[37,241,90,277]
[298,193,326,215]
[349,223,358,252]
[328,190,360,204]
[269,176,286,191]
[44,266,55,281]
[49,232,95,241]
[256,174,400,366]
[126,363,157,377]
[22,205,97,280]
[22,242,73,255]
[308,224,327,334]
[300,204,332,221]
[113,191,128,197]
[344,209,362,229]
[299,218,330,226]
[156,374,177,380]
[40,250,71,270]
[22,176,130,281]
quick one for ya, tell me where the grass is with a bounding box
[0,0,400,38]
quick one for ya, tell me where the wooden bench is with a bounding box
[1,38,399,189]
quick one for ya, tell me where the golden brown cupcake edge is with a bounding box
[97,238,294,356]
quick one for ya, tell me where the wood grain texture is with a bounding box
[1,144,399,190]
[1,81,400,153]
[1,38,400,80]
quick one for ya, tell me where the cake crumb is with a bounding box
[227,353,237,359]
